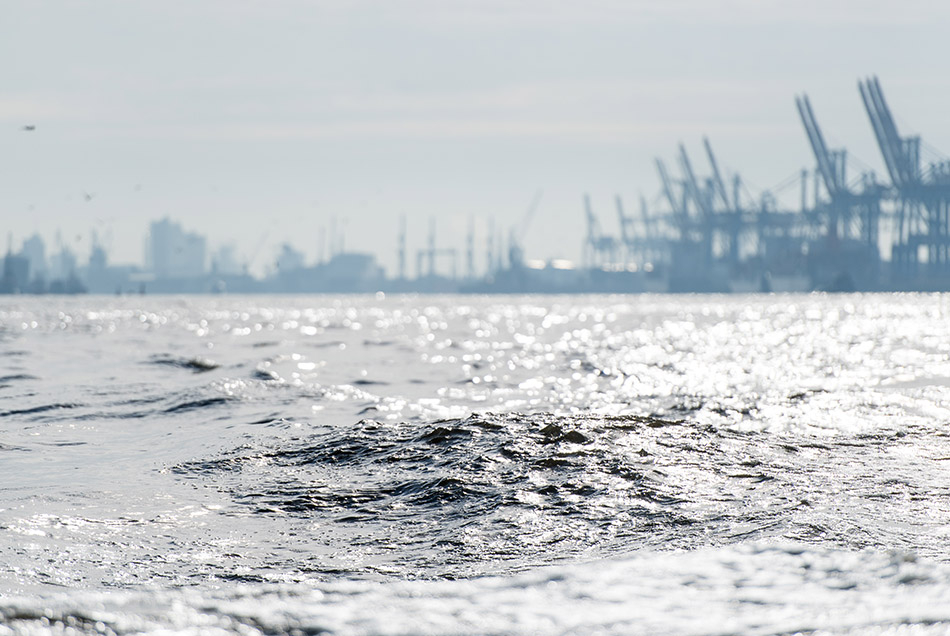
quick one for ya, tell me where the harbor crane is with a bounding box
[508,190,543,269]
[416,218,458,280]
[616,194,664,269]
[583,194,618,267]
[859,76,950,277]
[655,158,688,232]
[703,137,732,210]
[678,143,715,266]
[795,92,884,289]
[796,94,851,241]
[702,138,744,264]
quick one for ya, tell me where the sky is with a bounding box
[3,0,950,277]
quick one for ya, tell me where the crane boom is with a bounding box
[639,194,653,242]
[678,143,711,217]
[870,76,918,184]
[583,193,599,242]
[859,80,901,187]
[860,78,906,188]
[655,158,683,219]
[515,189,544,243]
[703,137,731,209]
[615,195,629,244]
[796,95,841,197]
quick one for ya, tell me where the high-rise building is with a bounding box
[212,244,242,276]
[147,218,207,279]
[19,234,47,283]
[49,246,77,282]
[1,250,30,293]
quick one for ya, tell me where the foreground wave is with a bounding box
[3,544,949,635]
[170,411,950,580]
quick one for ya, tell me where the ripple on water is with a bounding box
[168,409,950,579]
[147,354,220,373]
[2,544,950,635]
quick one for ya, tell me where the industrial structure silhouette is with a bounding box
[4,77,950,294]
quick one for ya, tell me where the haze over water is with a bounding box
[2,293,950,633]
[5,2,950,273]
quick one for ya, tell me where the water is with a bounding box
[2,293,950,634]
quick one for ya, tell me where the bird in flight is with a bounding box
[83,191,95,202]
[21,125,35,131]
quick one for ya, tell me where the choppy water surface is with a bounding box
[2,293,950,634]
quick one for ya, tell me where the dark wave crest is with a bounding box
[169,409,950,579]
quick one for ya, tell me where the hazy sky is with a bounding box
[3,1,950,276]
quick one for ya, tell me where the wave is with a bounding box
[147,354,220,373]
[1,544,948,635]
[169,409,950,582]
